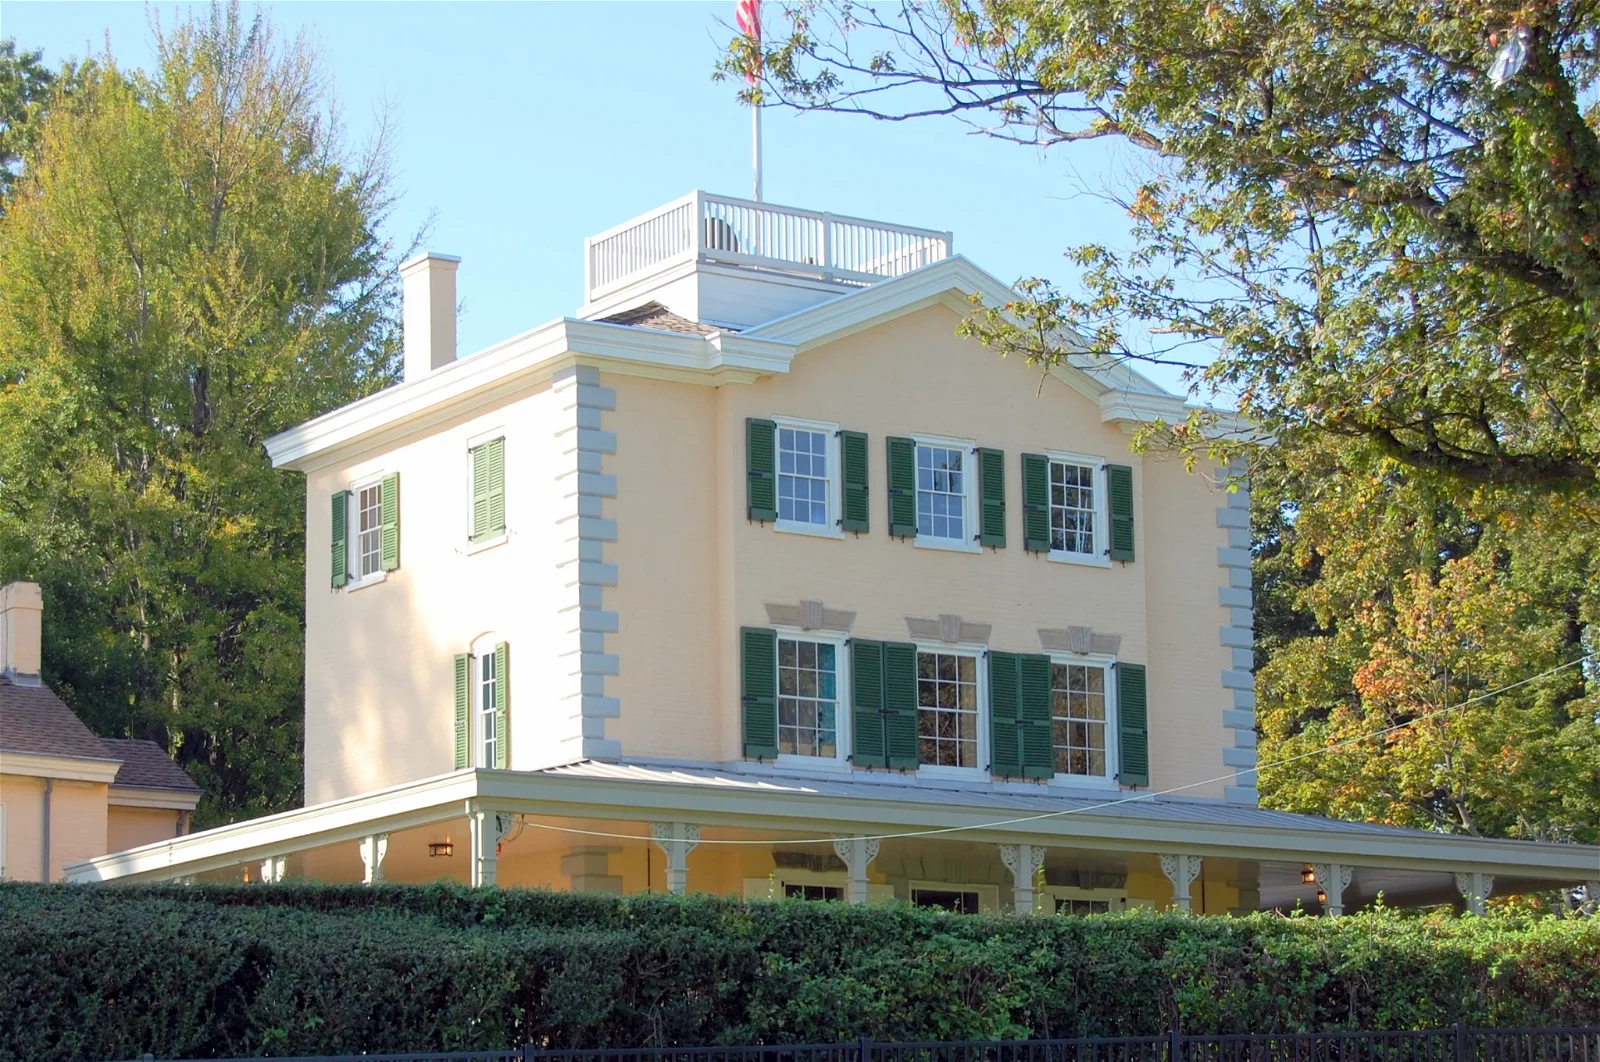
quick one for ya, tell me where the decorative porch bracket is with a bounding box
[358,833,389,885]
[469,805,514,887]
[650,822,702,894]
[832,835,881,904]
[259,855,287,884]
[1159,853,1204,913]
[1454,871,1494,916]
[1312,862,1355,916]
[999,843,1047,915]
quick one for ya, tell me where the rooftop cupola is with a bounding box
[579,191,952,331]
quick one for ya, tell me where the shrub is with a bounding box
[1,883,1596,1061]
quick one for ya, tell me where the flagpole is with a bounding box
[752,98,763,202]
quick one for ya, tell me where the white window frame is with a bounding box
[464,427,509,554]
[772,417,844,540]
[743,870,893,902]
[912,434,981,554]
[1041,885,1128,915]
[912,640,988,780]
[345,473,387,592]
[1045,451,1112,569]
[1046,651,1120,790]
[469,633,502,770]
[909,880,1000,914]
[773,626,850,770]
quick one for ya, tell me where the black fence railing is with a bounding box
[121,1026,1600,1062]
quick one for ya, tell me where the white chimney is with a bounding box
[400,252,461,382]
[0,581,43,682]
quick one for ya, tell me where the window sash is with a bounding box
[1051,661,1111,778]
[478,652,498,769]
[915,649,980,769]
[915,443,967,542]
[1048,459,1098,556]
[776,636,840,760]
[356,485,384,577]
[776,426,831,527]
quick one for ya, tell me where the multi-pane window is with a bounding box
[917,651,979,768]
[778,638,838,758]
[916,444,966,541]
[356,484,383,578]
[777,426,830,526]
[1051,662,1108,777]
[784,883,843,901]
[1050,460,1097,555]
[478,652,498,769]
[912,888,982,914]
[1056,897,1113,916]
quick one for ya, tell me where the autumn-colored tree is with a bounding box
[0,5,401,824]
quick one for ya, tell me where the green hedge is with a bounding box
[1,883,1597,1061]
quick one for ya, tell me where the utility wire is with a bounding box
[507,651,1595,848]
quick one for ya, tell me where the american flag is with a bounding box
[736,0,762,84]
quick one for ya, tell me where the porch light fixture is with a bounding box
[429,841,455,858]
[1317,888,1328,905]
[1301,866,1317,884]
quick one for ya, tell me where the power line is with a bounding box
[508,651,1594,848]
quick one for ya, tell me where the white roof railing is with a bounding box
[584,191,953,302]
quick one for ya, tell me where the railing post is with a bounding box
[859,1034,873,1062]
[1171,1027,1184,1062]
[693,190,708,261]
[1454,1024,1466,1062]
[822,212,835,283]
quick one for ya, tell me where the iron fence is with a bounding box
[121,1025,1600,1062]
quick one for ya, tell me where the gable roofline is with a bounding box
[265,254,1226,473]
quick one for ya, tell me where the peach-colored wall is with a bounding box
[106,804,182,853]
[603,304,1233,795]
[302,377,574,803]
[0,774,108,881]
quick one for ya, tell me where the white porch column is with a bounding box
[1454,871,1494,916]
[469,807,513,887]
[1159,854,1204,913]
[1312,863,1354,917]
[259,855,287,884]
[650,822,701,894]
[1000,843,1046,915]
[358,833,389,885]
[832,835,881,904]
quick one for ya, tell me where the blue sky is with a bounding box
[4,2,1190,394]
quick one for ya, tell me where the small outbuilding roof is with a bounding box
[0,678,117,762]
[102,738,200,793]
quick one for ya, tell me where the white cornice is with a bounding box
[109,785,202,811]
[64,766,1600,884]
[265,255,1229,472]
[0,749,122,784]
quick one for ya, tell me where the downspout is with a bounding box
[40,778,52,883]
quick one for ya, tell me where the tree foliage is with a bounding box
[724,0,1600,488]
[0,5,401,824]
[0,39,55,206]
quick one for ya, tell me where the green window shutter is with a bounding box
[882,641,919,770]
[330,491,349,588]
[746,418,777,522]
[1117,662,1149,787]
[493,642,510,769]
[977,447,1006,548]
[1108,464,1135,561]
[1021,454,1050,552]
[1019,654,1054,779]
[453,653,470,770]
[885,436,917,538]
[989,651,1022,778]
[840,429,869,533]
[471,439,506,541]
[380,473,400,571]
[740,627,779,758]
[850,639,886,767]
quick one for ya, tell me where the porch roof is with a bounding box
[64,761,1600,885]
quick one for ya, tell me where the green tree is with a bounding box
[0,5,401,824]
[725,0,1600,488]
[0,39,57,205]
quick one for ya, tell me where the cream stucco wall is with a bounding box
[0,774,108,881]
[106,804,183,853]
[301,378,574,803]
[603,304,1234,796]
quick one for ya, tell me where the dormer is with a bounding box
[578,191,953,331]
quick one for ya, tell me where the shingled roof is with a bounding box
[0,678,117,762]
[598,301,723,336]
[102,738,200,793]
